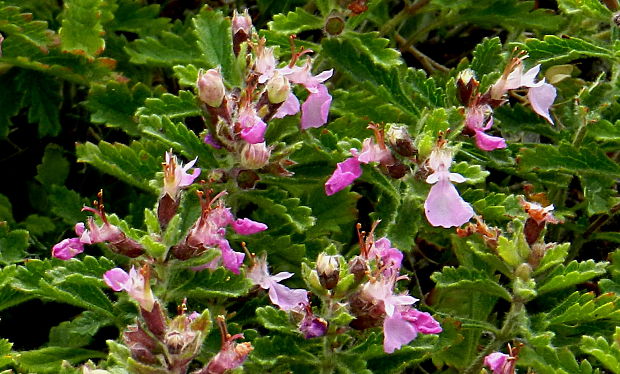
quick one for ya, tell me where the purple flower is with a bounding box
[52,238,84,260]
[104,266,155,312]
[367,237,403,277]
[383,308,442,353]
[238,107,267,144]
[204,133,223,149]
[299,308,328,339]
[324,156,362,196]
[465,105,507,152]
[300,84,332,129]
[247,253,308,311]
[231,218,268,235]
[484,352,511,374]
[424,148,474,228]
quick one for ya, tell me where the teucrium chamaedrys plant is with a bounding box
[0,0,620,373]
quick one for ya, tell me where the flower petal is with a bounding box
[474,130,507,151]
[268,282,308,311]
[301,84,332,129]
[528,82,556,125]
[325,157,362,196]
[424,179,474,228]
[383,312,418,354]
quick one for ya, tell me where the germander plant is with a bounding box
[0,0,620,373]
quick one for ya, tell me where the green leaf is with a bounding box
[558,0,612,23]
[18,71,61,137]
[17,347,105,374]
[0,338,14,368]
[169,267,252,300]
[109,1,170,36]
[125,21,202,66]
[464,190,522,222]
[173,64,200,86]
[193,8,238,84]
[0,4,54,52]
[36,144,70,186]
[452,162,489,184]
[137,91,201,120]
[581,174,619,216]
[85,81,153,136]
[518,143,620,178]
[470,36,503,77]
[49,311,111,348]
[256,306,298,334]
[48,185,89,226]
[139,115,217,168]
[535,243,570,275]
[520,335,597,374]
[580,329,620,374]
[0,222,29,265]
[519,35,614,67]
[321,35,420,117]
[538,260,608,294]
[543,291,620,326]
[0,73,24,138]
[431,266,511,301]
[76,140,163,193]
[59,0,105,58]
[23,214,55,236]
[268,7,324,34]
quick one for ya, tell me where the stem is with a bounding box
[395,33,449,74]
[463,300,525,374]
[378,0,431,36]
[571,107,589,149]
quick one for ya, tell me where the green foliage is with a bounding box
[268,7,324,34]
[59,0,106,58]
[537,260,608,294]
[431,266,512,301]
[519,35,615,66]
[17,347,106,374]
[580,328,620,374]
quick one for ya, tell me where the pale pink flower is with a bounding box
[247,253,308,311]
[383,308,442,353]
[279,61,333,93]
[424,148,474,228]
[273,93,301,119]
[255,46,276,84]
[361,277,417,317]
[163,151,201,199]
[358,138,394,164]
[238,107,267,144]
[366,237,403,277]
[300,84,332,129]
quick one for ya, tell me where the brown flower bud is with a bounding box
[316,253,340,290]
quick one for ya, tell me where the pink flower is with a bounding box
[424,148,474,228]
[247,253,308,311]
[358,138,394,164]
[366,237,403,277]
[52,238,84,260]
[231,218,268,235]
[383,308,442,353]
[280,61,333,93]
[361,277,417,317]
[491,59,556,124]
[203,317,253,374]
[324,156,362,196]
[300,84,332,129]
[238,107,267,144]
[255,46,276,84]
[465,105,506,152]
[273,93,301,119]
[162,151,201,200]
[104,266,155,312]
[484,352,511,374]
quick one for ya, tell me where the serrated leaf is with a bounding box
[452,162,489,184]
[23,214,55,236]
[470,36,503,76]
[85,81,153,136]
[193,8,238,84]
[139,115,217,168]
[535,243,570,274]
[18,71,61,137]
[137,91,201,119]
[464,190,522,222]
[256,306,298,334]
[518,143,620,177]
[268,7,324,34]
[0,4,54,52]
[580,331,620,374]
[109,1,169,36]
[49,311,111,348]
[59,0,105,58]
[544,291,620,326]
[36,144,69,186]
[519,35,614,66]
[0,223,29,265]
[49,185,89,226]
[125,21,202,66]
[581,174,618,216]
[0,72,24,138]
[520,338,597,374]
[76,140,163,193]
[173,64,200,86]
[559,0,612,23]
[456,0,564,31]
[169,267,251,300]
[386,191,422,251]
[538,260,608,294]
[431,266,511,301]
[17,347,105,374]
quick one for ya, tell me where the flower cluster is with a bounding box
[196,12,332,176]
[458,53,557,151]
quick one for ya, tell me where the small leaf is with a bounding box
[36,144,70,186]
[268,7,324,34]
[168,267,252,300]
[431,266,511,301]
[193,8,238,84]
[256,306,298,334]
[59,0,106,58]
[538,260,608,294]
[0,223,29,266]
[580,330,620,374]
[470,36,503,77]
[17,347,105,374]
[519,35,613,66]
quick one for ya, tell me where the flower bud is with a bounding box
[239,142,270,170]
[232,10,252,56]
[324,14,345,36]
[266,73,291,104]
[299,314,328,338]
[316,253,340,290]
[348,255,368,283]
[385,124,416,157]
[515,263,533,281]
[197,69,226,107]
[456,68,479,105]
